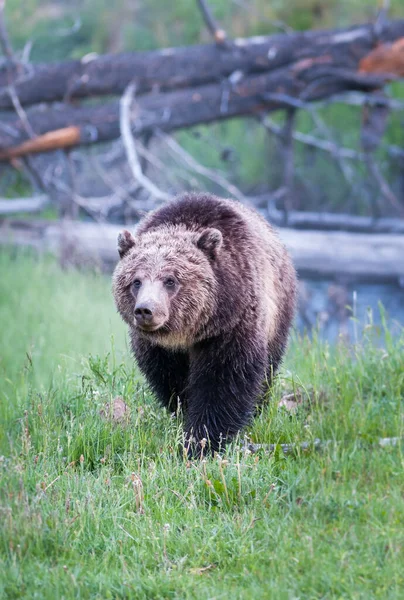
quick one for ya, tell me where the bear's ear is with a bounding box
[117,230,136,259]
[196,228,223,260]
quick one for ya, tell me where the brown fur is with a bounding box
[113,193,297,455]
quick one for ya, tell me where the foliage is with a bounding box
[0,252,403,598]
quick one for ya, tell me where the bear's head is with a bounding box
[112,225,223,349]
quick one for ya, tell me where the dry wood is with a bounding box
[3,192,404,234]
[279,227,404,281]
[1,218,403,282]
[1,21,404,159]
[0,69,393,159]
[196,0,228,45]
[265,206,404,233]
[0,195,49,215]
[119,83,171,202]
[1,21,403,111]
[0,127,80,160]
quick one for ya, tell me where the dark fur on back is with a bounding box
[113,193,297,455]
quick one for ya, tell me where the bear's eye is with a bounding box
[132,279,142,290]
[164,278,176,288]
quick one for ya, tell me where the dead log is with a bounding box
[265,207,404,233]
[3,193,404,234]
[1,20,404,159]
[0,68,393,159]
[1,218,403,282]
[0,73,305,157]
[278,228,404,281]
[0,195,49,215]
[0,20,403,110]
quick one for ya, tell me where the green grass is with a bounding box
[0,251,403,599]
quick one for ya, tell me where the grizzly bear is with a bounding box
[112,193,297,455]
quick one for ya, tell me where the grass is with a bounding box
[0,251,403,599]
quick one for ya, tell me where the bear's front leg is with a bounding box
[184,335,268,456]
[131,333,189,412]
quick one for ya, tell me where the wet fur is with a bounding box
[113,193,297,455]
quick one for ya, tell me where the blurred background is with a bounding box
[1,0,404,345]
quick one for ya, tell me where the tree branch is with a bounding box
[0,0,15,66]
[261,116,363,160]
[280,108,296,218]
[0,20,403,109]
[120,83,171,202]
[365,153,404,216]
[196,0,228,45]
[156,130,246,201]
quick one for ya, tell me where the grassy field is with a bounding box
[0,252,403,599]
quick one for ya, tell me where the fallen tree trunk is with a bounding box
[0,195,49,215]
[1,20,404,158]
[0,20,403,110]
[0,72,313,155]
[266,207,404,233]
[1,218,403,282]
[3,194,404,234]
[0,68,392,159]
[278,228,404,281]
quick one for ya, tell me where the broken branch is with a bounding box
[119,83,171,202]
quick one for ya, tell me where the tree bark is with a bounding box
[0,20,403,110]
[0,67,393,159]
[0,20,404,159]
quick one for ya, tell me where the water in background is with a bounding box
[297,279,404,342]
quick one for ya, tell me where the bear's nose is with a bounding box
[134,303,154,325]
